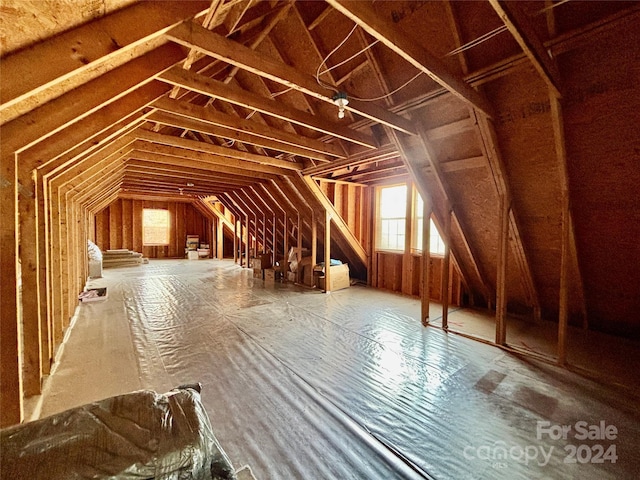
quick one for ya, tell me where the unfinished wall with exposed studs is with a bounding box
[94,199,213,258]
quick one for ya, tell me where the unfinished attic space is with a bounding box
[2,0,640,478]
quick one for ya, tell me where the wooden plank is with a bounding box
[440,156,487,173]
[38,175,54,373]
[401,182,414,296]
[129,150,277,181]
[488,0,562,97]
[169,202,178,257]
[158,67,377,148]
[550,95,585,362]
[421,196,432,326]
[347,185,357,234]
[495,199,509,345]
[154,91,345,161]
[426,118,475,140]
[233,219,238,263]
[0,152,22,425]
[123,169,254,190]
[167,21,417,135]
[122,199,133,250]
[296,212,302,282]
[133,131,298,173]
[474,111,541,313]
[324,210,331,292]
[46,177,63,347]
[229,191,261,253]
[16,168,44,394]
[385,124,490,299]
[21,83,163,174]
[37,181,121,329]
[244,212,250,267]
[150,100,339,161]
[311,211,317,287]
[303,176,367,265]
[125,157,258,180]
[308,5,333,31]
[133,200,143,252]
[326,0,495,118]
[2,44,185,157]
[283,214,289,275]
[303,144,398,176]
[0,1,210,121]
[217,209,225,258]
[441,207,452,330]
[129,152,273,186]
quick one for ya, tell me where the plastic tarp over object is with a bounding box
[1,386,236,480]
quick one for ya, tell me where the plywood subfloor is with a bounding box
[38,259,640,479]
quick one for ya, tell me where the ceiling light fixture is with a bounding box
[186,182,195,187]
[332,92,349,119]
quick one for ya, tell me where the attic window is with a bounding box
[377,184,407,251]
[143,209,170,246]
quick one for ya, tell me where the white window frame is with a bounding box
[376,184,407,252]
[143,208,171,246]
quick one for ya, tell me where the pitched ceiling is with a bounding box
[2,0,639,336]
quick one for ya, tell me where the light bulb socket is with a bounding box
[332,92,349,119]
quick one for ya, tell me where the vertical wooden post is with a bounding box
[402,182,415,295]
[271,214,276,266]
[421,197,432,326]
[0,154,23,426]
[252,212,257,259]
[558,203,570,364]
[282,214,288,275]
[48,179,63,347]
[244,214,249,267]
[324,209,332,293]
[262,214,267,254]
[233,218,238,264]
[370,187,378,288]
[441,206,452,330]
[496,197,510,345]
[211,216,217,259]
[37,175,52,371]
[17,169,43,395]
[311,211,317,287]
[551,94,584,362]
[217,217,224,259]
[296,212,302,283]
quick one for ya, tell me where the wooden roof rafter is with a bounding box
[0,1,212,124]
[122,165,258,190]
[157,66,377,148]
[326,0,495,119]
[161,13,417,151]
[488,0,563,97]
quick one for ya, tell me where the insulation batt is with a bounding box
[0,386,236,480]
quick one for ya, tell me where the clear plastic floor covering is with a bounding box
[41,259,640,479]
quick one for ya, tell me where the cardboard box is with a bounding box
[253,253,272,270]
[298,257,314,286]
[253,268,263,279]
[286,271,296,282]
[317,263,350,291]
[187,251,199,260]
[264,268,276,284]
